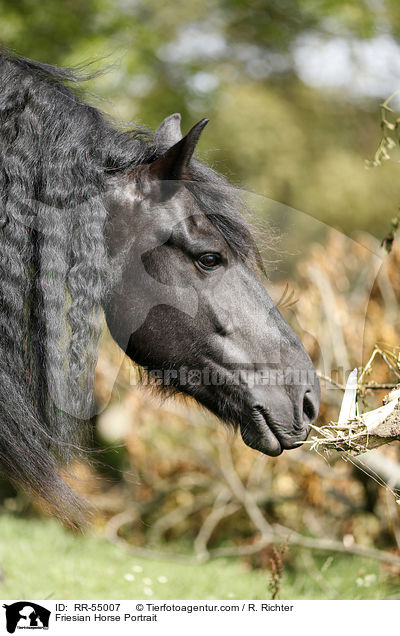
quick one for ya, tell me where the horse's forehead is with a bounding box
[156,189,198,222]
[113,179,217,237]
[141,187,214,232]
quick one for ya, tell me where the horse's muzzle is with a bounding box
[240,406,283,456]
[240,380,320,456]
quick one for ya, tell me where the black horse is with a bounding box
[0,50,320,518]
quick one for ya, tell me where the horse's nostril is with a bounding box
[302,390,317,424]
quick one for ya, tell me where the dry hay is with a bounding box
[306,346,400,456]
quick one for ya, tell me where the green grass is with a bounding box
[0,514,398,599]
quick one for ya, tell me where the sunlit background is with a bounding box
[1,0,400,600]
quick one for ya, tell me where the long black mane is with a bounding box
[0,49,258,519]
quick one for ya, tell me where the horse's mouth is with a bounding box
[239,406,283,457]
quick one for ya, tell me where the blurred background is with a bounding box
[1,0,400,600]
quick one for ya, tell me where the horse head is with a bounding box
[104,114,320,456]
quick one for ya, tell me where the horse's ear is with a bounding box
[148,118,209,181]
[155,113,183,146]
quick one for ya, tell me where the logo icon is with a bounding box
[3,602,50,633]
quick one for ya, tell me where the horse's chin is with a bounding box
[239,407,283,457]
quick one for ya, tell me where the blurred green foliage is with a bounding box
[2,0,400,235]
[0,515,398,599]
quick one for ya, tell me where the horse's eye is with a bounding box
[197,253,222,270]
